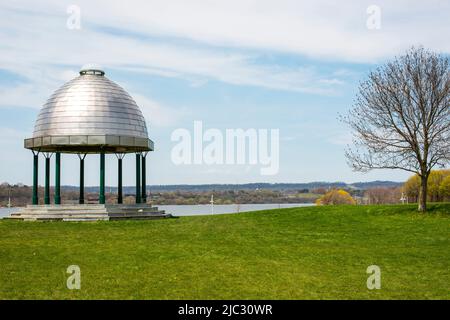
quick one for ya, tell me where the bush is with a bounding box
[403,169,450,202]
[439,175,450,201]
[316,189,356,205]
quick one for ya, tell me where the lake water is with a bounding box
[158,203,314,216]
[0,203,313,219]
[0,207,19,218]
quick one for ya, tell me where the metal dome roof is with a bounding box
[24,69,153,153]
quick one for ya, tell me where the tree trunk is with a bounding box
[418,175,428,212]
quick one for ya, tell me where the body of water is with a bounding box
[158,203,314,216]
[0,203,314,219]
[0,207,21,218]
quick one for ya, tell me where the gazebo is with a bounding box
[10,68,169,221]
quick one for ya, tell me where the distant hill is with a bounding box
[62,181,403,193]
[349,181,404,189]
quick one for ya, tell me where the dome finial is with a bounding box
[80,69,105,76]
[80,63,104,76]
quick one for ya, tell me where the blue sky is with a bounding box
[0,0,449,186]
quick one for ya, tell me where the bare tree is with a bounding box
[343,47,449,212]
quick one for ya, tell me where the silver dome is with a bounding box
[24,69,153,153]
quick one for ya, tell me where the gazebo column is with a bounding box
[44,153,52,205]
[78,154,86,204]
[54,152,61,205]
[32,151,39,205]
[141,152,147,204]
[135,153,141,203]
[99,152,105,204]
[116,153,125,204]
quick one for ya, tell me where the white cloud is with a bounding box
[328,132,353,146]
[0,1,447,125]
[0,0,378,103]
[4,0,448,62]
[0,83,49,109]
[0,127,27,141]
[132,93,188,128]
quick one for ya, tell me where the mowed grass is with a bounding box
[0,204,449,299]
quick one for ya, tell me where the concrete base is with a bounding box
[7,204,172,221]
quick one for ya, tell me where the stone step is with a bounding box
[6,204,169,221]
[10,214,110,219]
[63,217,110,221]
[109,214,170,220]
[12,211,109,217]
[14,208,109,213]
[23,208,108,212]
[106,204,156,208]
[108,211,167,217]
[7,217,110,221]
[106,209,161,214]
[26,204,107,209]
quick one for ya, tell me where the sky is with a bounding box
[0,0,449,186]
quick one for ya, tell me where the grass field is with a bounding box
[0,204,449,299]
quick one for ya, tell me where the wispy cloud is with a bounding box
[0,1,362,102]
[328,132,353,146]
[4,0,448,61]
[132,93,188,128]
[1,0,448,104]
[4,0,446,113]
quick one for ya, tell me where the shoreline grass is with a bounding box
[0,203,449,299]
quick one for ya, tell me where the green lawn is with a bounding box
[0,204,449,299]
